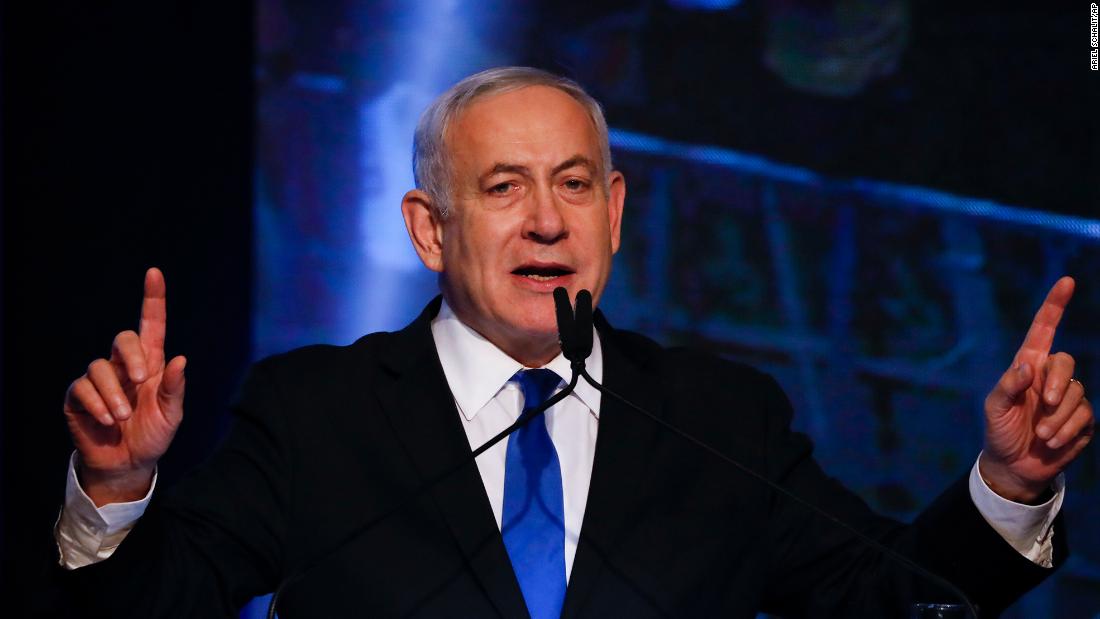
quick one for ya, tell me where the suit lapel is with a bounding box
[374,298,530,619]
[562,315,664,618]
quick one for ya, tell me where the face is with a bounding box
[403,85,625,365]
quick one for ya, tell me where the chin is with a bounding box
[502,299,559,339]
[519,306,559,335]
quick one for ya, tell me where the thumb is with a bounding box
[158,355,187,426]
[986,362,1033,417]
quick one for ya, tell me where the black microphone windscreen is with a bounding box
[574,289,593,360]
[553,287,577,359]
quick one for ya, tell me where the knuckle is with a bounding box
[76,375,94,392]
[71,381,100,409]
[1060,415,1078,435]
[113,330,138,350]
[66,380,85,404]
[82,398,103,415]
[1056,419,1080,438]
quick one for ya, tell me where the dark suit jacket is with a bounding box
[56,298,1064,618]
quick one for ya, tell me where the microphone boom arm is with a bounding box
[266,371,581,619]
[575,366,979,618]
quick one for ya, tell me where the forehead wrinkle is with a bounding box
[446,87,608,194]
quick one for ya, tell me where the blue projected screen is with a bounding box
[248,2,1100,617]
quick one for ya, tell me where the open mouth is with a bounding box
[511,264,575,282]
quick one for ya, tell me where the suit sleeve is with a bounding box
[754,372,1065,618]
[53,361,292,618]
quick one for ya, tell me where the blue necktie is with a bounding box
[502,369,566,619]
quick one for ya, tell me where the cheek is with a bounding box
[446,224,509,289]
[464,218,519,268]
[579,214,614,260]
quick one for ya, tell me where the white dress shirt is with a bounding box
[56,298,1063,574]
[430,300,602,581]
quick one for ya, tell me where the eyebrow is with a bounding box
[551,155,597,176]
[480,155,598,184]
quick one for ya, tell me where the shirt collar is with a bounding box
[430,298,603,421]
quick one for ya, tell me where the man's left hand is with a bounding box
[981,276,1094,504]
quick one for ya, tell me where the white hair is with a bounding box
[412,66,613,217]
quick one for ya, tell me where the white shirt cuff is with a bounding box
[54,451,156,569]
[968,453,1063,568]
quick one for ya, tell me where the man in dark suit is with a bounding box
[56,67,1093,617]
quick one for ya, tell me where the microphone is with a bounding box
[266,292,588,619]
[553,286,593,366]
[572,290,593,365]
[554,287,577,358]
[560,288,979,617]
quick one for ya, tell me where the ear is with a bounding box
[607,170,626,254]
[401,189,445,272]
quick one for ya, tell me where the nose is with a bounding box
[522,186,568,244]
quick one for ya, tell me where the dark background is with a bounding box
[2,2,254,614]
[3,1,1098,617]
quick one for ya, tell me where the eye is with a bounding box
[563,178,589,192]
[488,182,515,195]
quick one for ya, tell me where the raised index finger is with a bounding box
[139,267,167,368]
[1016,276,1075,360]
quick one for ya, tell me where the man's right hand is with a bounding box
[63,267,186,507]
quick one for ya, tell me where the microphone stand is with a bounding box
[575,366,978,618]
[555,285,977,618]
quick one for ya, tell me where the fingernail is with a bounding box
[1047,389,1059,404]
[1036,425,1052,439]
[1047,437,1062,449]
[100,414,115,426]
[116,404,131,420]
[133,369,146,382]
[1018,363,1029,375]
